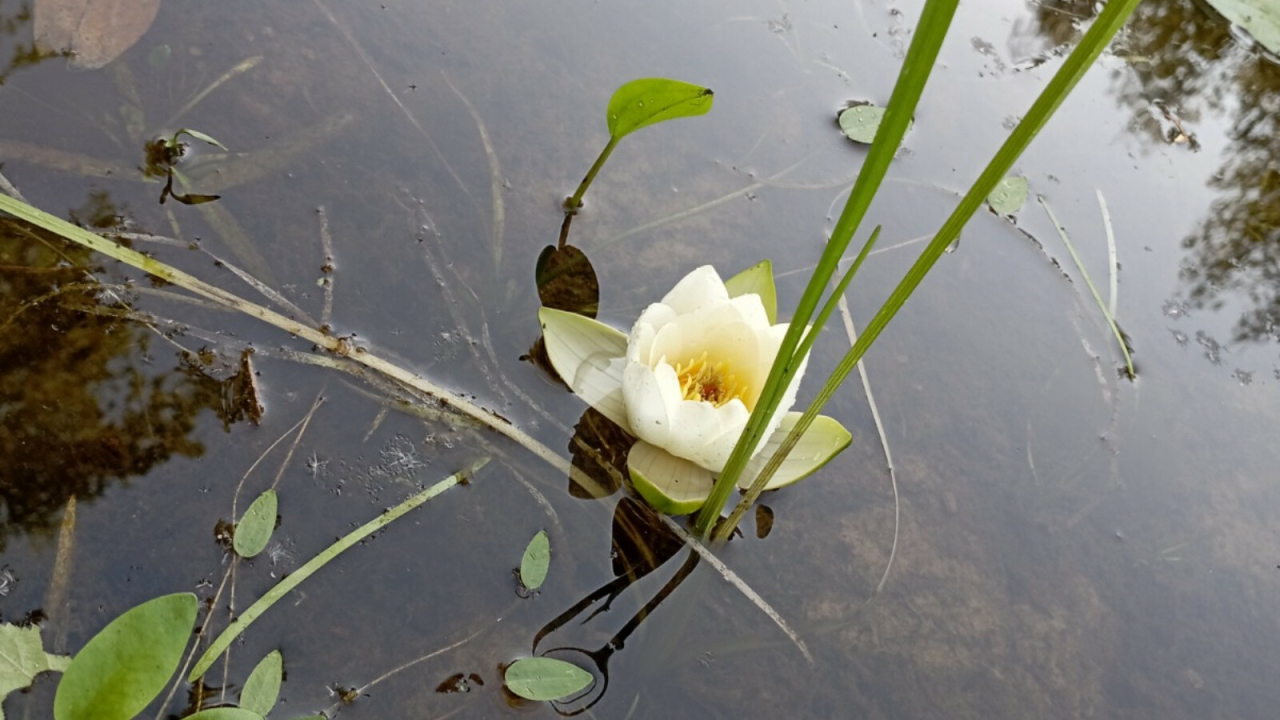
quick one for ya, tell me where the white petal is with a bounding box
[647,321,686,369]
[726,293,771,330]
[623,361,682,449]
[666,397,751,471]
[628,440,716,515]
[739,413,852,490]
[659,265,728,316]
[539,308,630,431]
[628,303,678,364]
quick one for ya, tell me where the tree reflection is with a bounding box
[0,2,59,86]
[0,209,230,549]
[1031,0,1280,344]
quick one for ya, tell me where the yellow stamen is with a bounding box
[673,351,749,408]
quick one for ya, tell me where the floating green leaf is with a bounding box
[987,175,1029,215]
[1205,0,1280,53]
[234,489,277,558]
[606,78,714,140]
[0,624,71,720]
[724,260,778,324]
[53,593,197,720]
[519,530,551,591]
[240,650,282,716]
[183,709,264,720]
[504,657,593,702]
[838,104,913,145]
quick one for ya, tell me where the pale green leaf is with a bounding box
[505,657,594,702]
[723,260,777,324]
[838,104,912,145]
[606,78,713,140]
[627,441,716,515]
[54,593,198,720]
[234,489,277,558]
[519,531,551,591]
[987,176,1029,215]
[740,413,852,491]
[240,650,282,716]
[538,308,630,431]
[175,128,228,151]
[183,709,264,720]
[1205,0,1280,53]
[0,623,71,718]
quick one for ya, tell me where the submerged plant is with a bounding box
[539,264,850,514]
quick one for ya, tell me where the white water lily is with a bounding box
[539,263,850,515]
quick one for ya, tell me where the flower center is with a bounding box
[673,351,749,408]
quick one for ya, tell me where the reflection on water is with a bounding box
[0,211,241,549]
[1033,0,1280,346]
[2,0,1280,717]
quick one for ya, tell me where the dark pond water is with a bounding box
[2,0,1279,717]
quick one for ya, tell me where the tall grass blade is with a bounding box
[712,0,1145,540]
[696,0,961,536]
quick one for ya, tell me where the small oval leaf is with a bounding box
[240,650,283,716]
[53,593,198,720]
[838,104,885,144]
[519,530,551,591]
[987,175,1029,215]
[505,657,593,702]
[606,78,713,140]
[234,490,278,558]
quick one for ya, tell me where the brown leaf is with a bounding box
[34,0,163,70]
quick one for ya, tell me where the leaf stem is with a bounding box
[189,458,489,680]
[565,136,620,214]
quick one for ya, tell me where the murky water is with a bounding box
[2,0,1279,717]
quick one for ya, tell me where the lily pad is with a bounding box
[53,593,198,720]
[505,657,593,702]
[627,441,715,515]
[535,244,599,317]
[606,78,714,140]
[838,103,912,145]
[240,650,282,716]
[234,489,277,558]
[519,530,551,591]
[987,175,1029,215]
[1205,0,1280,54]
[724,259,778,324]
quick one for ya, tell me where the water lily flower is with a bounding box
[539,263,851,514]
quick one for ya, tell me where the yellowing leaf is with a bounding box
[33,0,164,70]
